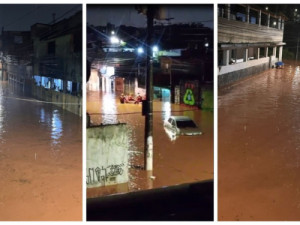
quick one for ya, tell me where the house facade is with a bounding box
[218,4,286,86]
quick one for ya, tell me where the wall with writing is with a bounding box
[86,123,129,188]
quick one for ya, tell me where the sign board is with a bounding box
[180,80,200,107]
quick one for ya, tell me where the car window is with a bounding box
[176,120,197,128]
[171,120,176,126]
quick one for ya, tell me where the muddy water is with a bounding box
[218,64,300,221]
[87,90,213,198]
[0,82,82,221]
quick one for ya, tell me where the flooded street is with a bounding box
[0,81,82,221]
[218,63,300,220]
[87,89,213,198]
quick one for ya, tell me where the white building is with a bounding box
[218,4,286,86]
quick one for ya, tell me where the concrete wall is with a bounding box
[218,59,272,87]
[219,57,270,75]
[86,124,129,188]
[32,84,82,116]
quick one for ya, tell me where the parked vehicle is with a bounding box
[163,116,202,136]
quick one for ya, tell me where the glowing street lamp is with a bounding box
[152,45,159,52]
[137,47,144,54]
[110,36,120,44]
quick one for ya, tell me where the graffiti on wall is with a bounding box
[86,163,125,186]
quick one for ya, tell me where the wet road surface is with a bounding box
[218,63,300,221]
[87,90,213,198]
[0,81,82,221]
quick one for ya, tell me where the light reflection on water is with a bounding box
[0,81,82,220]
[101,91,118,125]
[51,109,63,149]
[162,101,171,121]
[0,81,67,156]
[40,108,45,123]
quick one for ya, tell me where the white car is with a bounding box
[163,116,202,136]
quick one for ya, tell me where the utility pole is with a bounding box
[144,6,154,171]
[296,33,299,63]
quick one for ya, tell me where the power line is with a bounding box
[47,5,81,25]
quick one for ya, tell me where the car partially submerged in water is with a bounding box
[163,116,202,136]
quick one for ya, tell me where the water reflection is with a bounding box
[51,109,63,148]
[0,81,82,220]
[102,91,118,124]
[162,101,171,121]
[161,88,171,120]
[40,108,46,123]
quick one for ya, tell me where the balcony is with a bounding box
[218,5,284,44]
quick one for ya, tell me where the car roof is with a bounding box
[169,116,192,121]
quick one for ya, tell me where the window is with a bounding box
[176,120,197,128]
[171,119,176,127]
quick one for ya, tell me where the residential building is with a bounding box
[218,4,286,86]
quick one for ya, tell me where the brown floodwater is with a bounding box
[218,63,300,221]
[0,81,82,221]
[87,89,213,198]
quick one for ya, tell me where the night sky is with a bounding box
[0,4,82,31]
[87,5,213,29]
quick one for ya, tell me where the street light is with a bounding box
[137,47,144,54]
[152,45,159,52]
[152,45,159,58]
[110,36,120,44]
